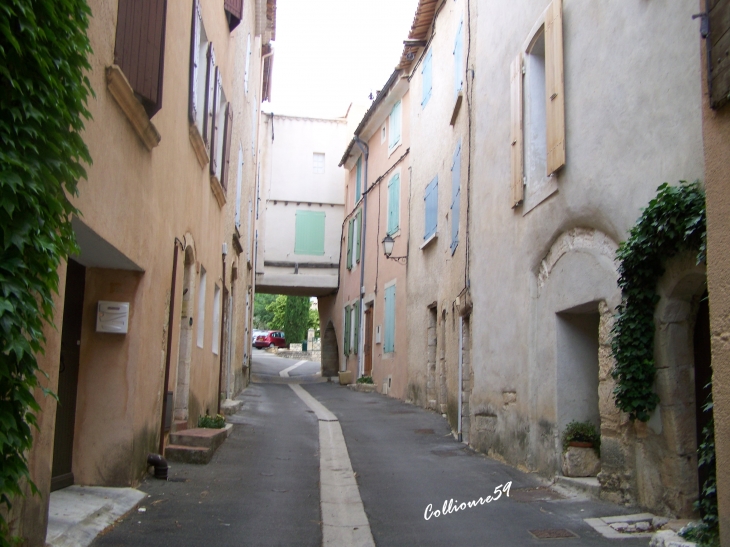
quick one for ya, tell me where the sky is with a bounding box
[262,0,420,119]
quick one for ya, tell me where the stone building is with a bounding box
[9,0,274,544]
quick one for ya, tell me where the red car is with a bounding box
[253,330,286,348]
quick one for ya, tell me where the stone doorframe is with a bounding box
[174,238,197,422]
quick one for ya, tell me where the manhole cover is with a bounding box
[528,529,577,539]
[510,487,565,502]
[415,429,435,434]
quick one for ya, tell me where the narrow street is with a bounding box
[92,353,651,546]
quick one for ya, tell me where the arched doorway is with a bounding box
[321,321,338,377]
[174,246,196,423]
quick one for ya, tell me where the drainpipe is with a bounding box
[458,316,463,443]
[217,243,228,415]
[354,136,369,378]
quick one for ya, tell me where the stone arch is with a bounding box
[321,321,339,378]
[174,240,197,423]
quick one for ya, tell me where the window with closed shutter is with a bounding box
[294,210,326,255]
[210,68,222,176]
[346,218,354,269]
[114,0,168,118]
[189,0,204,125]
[352,301,360,355]
[356,156,362,203]
[344,305,351,355]
[708,0,730,109]
[388,101,402,152]
[454,19,464,97]
[203,43,216,148]
[545,0,565,174]
[245,34,252,94]
[510,54,524,208]
[384,285,396,353]
[451,143,461,254]
[355,209,362,263]
[235,144,243,229]
[422,48,433,107]
[424,176,438,240]
[218,102,233,190]
[224,0,243,32]
[387,173,400,235]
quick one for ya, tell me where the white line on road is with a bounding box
[289,384,375,547]
[279,360,308,377]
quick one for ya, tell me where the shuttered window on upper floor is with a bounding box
[351,301,360,355]
[344,304,351,355]
[422,48,433,107]
[424,176,438,240]
[387,173,400,235]
[450,143,461,254]
[114,0,168,118]
[384,284,396,354]
[295,210,326,255]
[388,100,402,152]
[356,156,362,203]
[454,19,464,97]
[709,0,730,109]
[224,0,243,32]
[346,217,354,269]
[355,209,362,264]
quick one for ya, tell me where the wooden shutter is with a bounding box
[450,144,461,254]
[388,174,400,234]
[220,103,233,191]
[355,209,362,263]
[114,0,168,118]
[346,218,354,269]
[510,54,524,208]
[545,0,565,175]
[188,0,201,124]
[202,43,215,147]
[424,177,438,239]
[389,101,402,149]
[384,286,396,353]
[454,20,464,96]
[353,301,360,355]
[709,0,730,109]
[295,211,325,255]
[224,0,243,31]
[344,305,351,355]
[422,49,433,107]
[210,68,221,176]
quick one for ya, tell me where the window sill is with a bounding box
[189,124,209,168]
[387,140,402,158]
[420,232,438,250]
[450,91,463,126]
[106,65,161,151]
[210,175,227,208]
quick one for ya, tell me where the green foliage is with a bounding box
[356,376,373,384]
[0,0,92,541]
[266,295,311,343]
[197,414,226,429]
[611,182,706,421]
[562,420,600,455]
[309,307,320,338]
[253,293,276,329]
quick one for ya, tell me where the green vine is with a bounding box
[611,181,706,422]
[0,0,93,542]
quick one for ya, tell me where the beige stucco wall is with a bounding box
[700,15,730,542]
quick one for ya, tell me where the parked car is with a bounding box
[251,329,266,344]
[253,330,286,349]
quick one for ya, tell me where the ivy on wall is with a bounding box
[0,0,93,542]
[611,181,706,422]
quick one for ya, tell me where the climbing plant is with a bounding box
[0,0,93,542]
[611,181,706,422]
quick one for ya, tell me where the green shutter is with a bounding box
[346,218,354,269]
[356,156,362,203]
[355,209,362,263]
[387,174,400,235]
[295,210,326,255]
[384,285,396,353]
[344,305,351,355]
[353,301,360,354]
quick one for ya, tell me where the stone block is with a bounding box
[502,391,517,406]
[655,367,694,405]
[657,301,691,323]
[474,414,497,432]
[562,446,601,477]
[655,323,693,369]
[661,403,698,456]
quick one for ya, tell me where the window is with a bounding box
[212,284,221,354]
[387,173,400,235]
[381,124,386,144]
[347,217,354,269]
[450,143,461,254]
[224,0,242,31]
[388,100,402,152]
[234,144,243,229]
[344,304,351,355]
[355,156,362,203]
[294,210,326,255]
[424,176,438,240]
[189,1,210,136]
[454,19,464,97]
[351,302,359,355]
[422,48,433,108]
[384,284,396,353]
[210,69,233,190]
[511,0,565,208]
[197,266,207,348]
[346,210,361,269]
[313,153,325,174]
[244,34,251,94]
[114,0,168,118]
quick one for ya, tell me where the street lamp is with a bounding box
[382,234,407,264]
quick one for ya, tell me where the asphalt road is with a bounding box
[92,353,651,547]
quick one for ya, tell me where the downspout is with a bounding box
[354,136,369,377]
[217,243,228,415]
[457,316,464,442]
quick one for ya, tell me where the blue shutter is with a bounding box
[295,210,326,255]
[346,218,353,269]
[387,173,400,234]
[424,176,438,239]
[384,285,396,353]
[389,100,402,150]
[454,20,464,97]
[422,49,433,107]
[353,301,360,354]
[355,209,362,263]
[344,305,351,355]
[450,144,461,254]
[356,156,362,203]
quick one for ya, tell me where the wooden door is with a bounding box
[364,307,373,376]
[51,259,85,491]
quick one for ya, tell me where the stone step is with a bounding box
[220,399,243,416]
[169,424,232,449]
[554,475,601,499]
[164,444,212,465]
[172,420,188,432]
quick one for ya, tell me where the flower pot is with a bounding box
[338,370,353,385]
[568,441,593,449]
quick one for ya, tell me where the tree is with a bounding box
[265,295,311,344]
[253,293,276,328]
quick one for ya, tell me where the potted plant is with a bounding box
[562,420,600,455]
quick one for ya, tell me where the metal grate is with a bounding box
[528,529,578,539]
